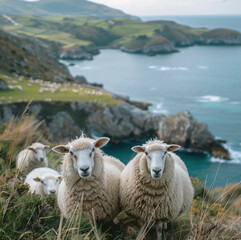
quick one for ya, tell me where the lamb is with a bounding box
[25,167,62,198]
[119,139,194,239]
[16,142,49,175]
[52,136,125,221]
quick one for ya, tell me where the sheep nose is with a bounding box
[50,190,56,194]
[153,169,161,174]
[80,166,89,173]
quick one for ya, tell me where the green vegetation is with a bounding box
[0,74,121,106]
[0,115,240,240]
[0,15,208,49]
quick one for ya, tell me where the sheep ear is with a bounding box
[131,146,145,153]
[28,147,34,151]
[167,144,181,152]
[93,137,110,148]
[52,145,70,154]
[44,145,50,149]
[33,177,41,182]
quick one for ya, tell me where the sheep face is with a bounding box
[52,137,110,179]
[34,175,62,195]
[132,143,180,179]
[28,146,49,163]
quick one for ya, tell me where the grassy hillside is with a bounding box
[0,74,121,106]
[0,0,138,20]
[0,29,73,81]
[0,116,240,239]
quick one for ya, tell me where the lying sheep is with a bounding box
[120,139,194,239]
[52,136,125,221]
[16,142,49,175]
[25,167,62,198]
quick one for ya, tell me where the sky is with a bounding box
[89,0,241,16]
[22,0,241,16]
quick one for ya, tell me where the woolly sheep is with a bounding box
[16,142,49,175]
[120,139,194,239]
[52,136,125,221]
[25,167,62,198]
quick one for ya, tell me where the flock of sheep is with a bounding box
[16,136,194,239]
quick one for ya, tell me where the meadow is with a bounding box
[0,74,121,106]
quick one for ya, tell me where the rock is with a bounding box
[0,102,230,159]
[75,75,87,84]
[197,29,241,45]
[0,78,9,90]
[157,111,230,159]
[58,43,99,60]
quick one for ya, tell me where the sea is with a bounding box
[62,15,241,187]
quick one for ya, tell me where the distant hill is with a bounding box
[0,0,138,20]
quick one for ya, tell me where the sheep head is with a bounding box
[34,175,62,195]
[132,143,180,179]
[28,144,49,163]
[52,137,110,179]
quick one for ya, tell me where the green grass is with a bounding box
[0,74,121,106]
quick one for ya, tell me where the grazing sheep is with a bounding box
[25,167,62,198]
[120,139,194,239]
[16,142,49,175]
[52,136,125,221]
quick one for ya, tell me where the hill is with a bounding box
[1,15,240,59]
[0,0,138,20]
[0,30,73,81]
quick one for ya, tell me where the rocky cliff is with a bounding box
[0,101,230,159]
[0,30,74,82]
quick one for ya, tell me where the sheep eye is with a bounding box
[70,151,73,155]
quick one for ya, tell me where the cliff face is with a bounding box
[0,30,74,82]
[0,101,230,160]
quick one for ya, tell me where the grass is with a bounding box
[0,74,121,106]
[0,14,222,51]
[0,113,240,240]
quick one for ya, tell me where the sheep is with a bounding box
[25,167,62,198]
[52,136,125,221]
[16,142,50,175]
[119,139,194,239]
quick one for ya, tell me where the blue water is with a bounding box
[62,16,241,187]
[141,15,241,32]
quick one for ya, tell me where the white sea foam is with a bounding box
[152,103,169,115]
[210,144,241,164]
[197,95,229,103]
[229,101,240,105]
[156,66,189,71]
[198,65,209,70]
[148,65,157,69]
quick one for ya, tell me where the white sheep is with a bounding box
[52,136,125,221]
[25,167,62,198]
[120,139,194,239]
[16,142,49,175]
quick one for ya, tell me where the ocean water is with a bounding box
[62,16,241,187]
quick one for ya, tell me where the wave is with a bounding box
[211,144,241,164]
[156,66,189,71]
[197,95,229,103]
[148,65,157,69]
[198,65,209,70]
[151,103,169,115]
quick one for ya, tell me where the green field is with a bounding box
[0,74,121,106]
[0,15,209,49]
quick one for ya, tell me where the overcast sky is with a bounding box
[89,0,241,16]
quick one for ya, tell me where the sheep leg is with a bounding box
[136,223,147,240]
[156,220,162,240]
